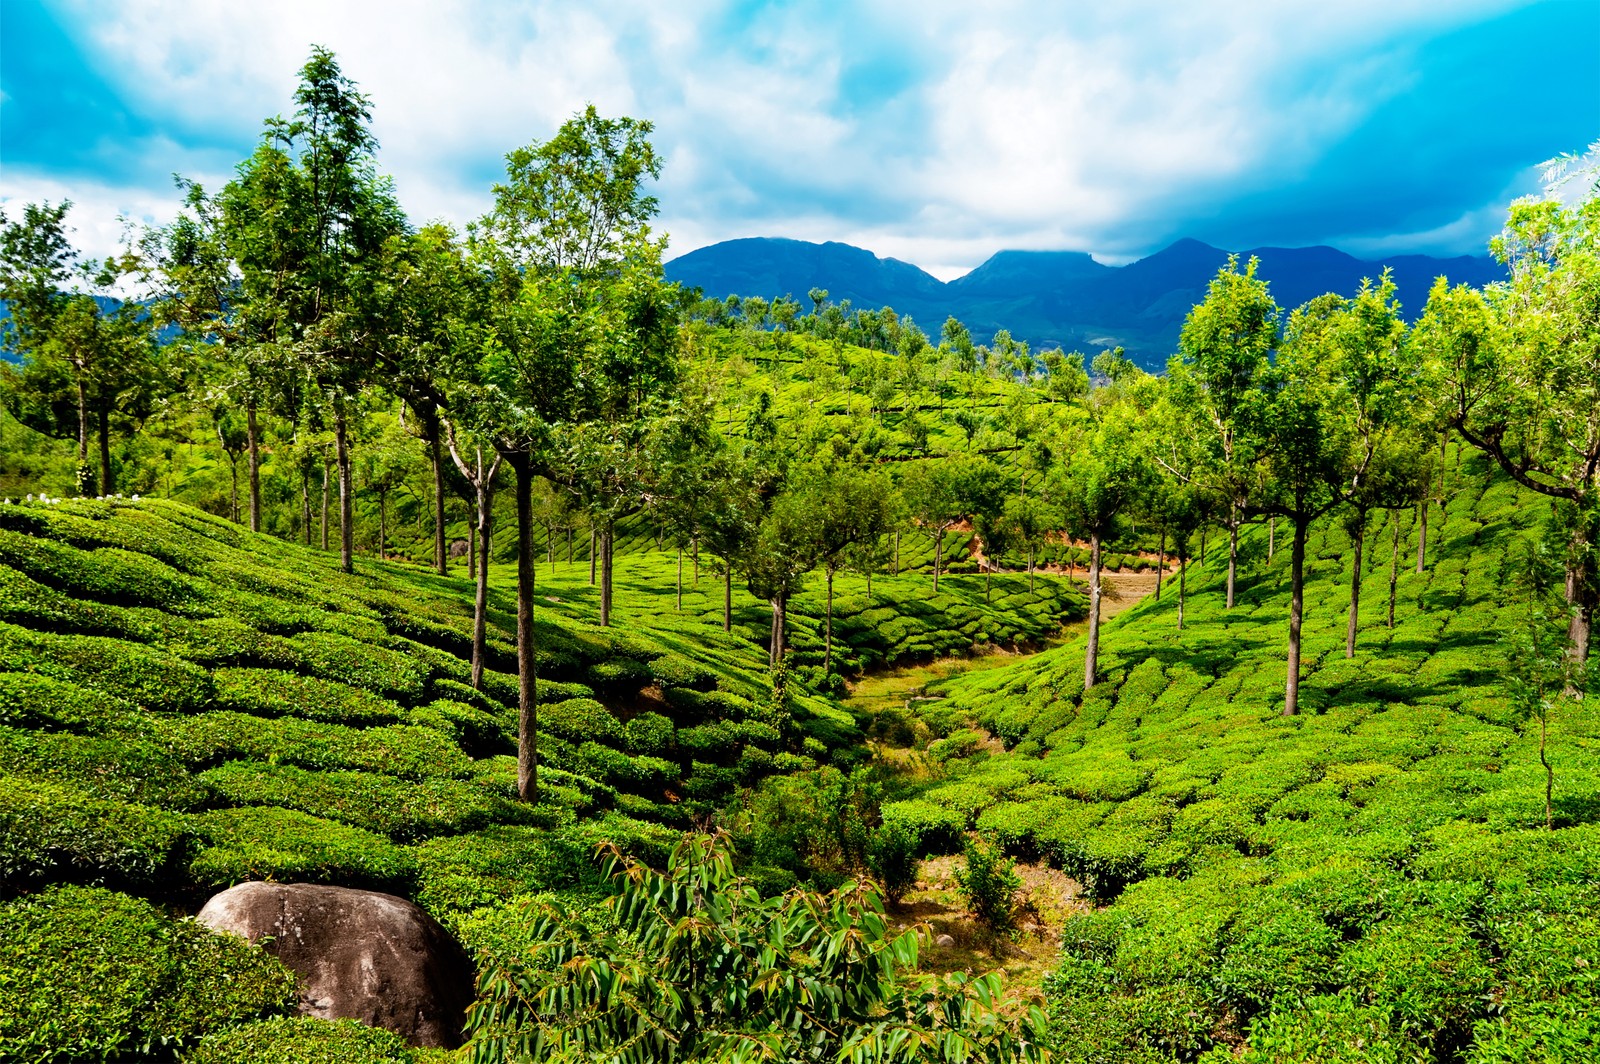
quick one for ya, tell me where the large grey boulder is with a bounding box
[197,882,473,1048]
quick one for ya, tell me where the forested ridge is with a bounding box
[0,47,1596,1064]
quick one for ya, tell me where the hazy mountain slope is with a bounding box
[666,236,1507,366]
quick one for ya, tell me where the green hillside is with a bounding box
[0,494,1080,1059]
[886,447,1599,1062]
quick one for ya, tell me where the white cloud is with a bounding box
[29,0,1549,273]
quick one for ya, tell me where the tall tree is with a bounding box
[1176,255,1279,610]
[1424,194,1600,667]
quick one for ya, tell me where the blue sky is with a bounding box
[2,0,1596,278]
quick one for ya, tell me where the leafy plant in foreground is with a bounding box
[466,832,1047,1063]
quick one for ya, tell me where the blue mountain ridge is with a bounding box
[665,236,1506,368]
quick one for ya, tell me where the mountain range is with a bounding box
[664,237,1506,367]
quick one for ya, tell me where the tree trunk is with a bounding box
[1177,555,1186,629]
[472,485,494,690]
[97,408,112,496]
[1284,518,1308,716]
[430,434,447,576]
[1226,516,1239,609]
[723,568,732,632]
[335,403,353,574]
[1085,532,1102,690]
[894,532,900,575]
[247,399,262,532]
[511,454,538,803]
[933,532,942,593]
[1268,516,1275,561]
[299,462,311,545]
[1415,499,1428,574]
[676,548,683,611]
[770,594,787,667]
[1346,515,1364,658]
[692,537,699,583]
[589,528,597,585]
[229,459,240,523]
[1566,525,1594,670]
[1200,526,1207,565]
[321,452,330,551]
[378,492,387,561]
[824,568,835,674]
[1155,527,1166,601]
[599,524,614,627]
[985,567,991,603]
[1387,513,1400,629]
[75,374,90,493]
[1541,710,1554,830]
[1028,545,1035,593]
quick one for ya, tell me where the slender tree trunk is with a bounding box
[599,523,614,627]
[770,594,787,667]
[933,532,942,593]
[589,527,597,585]
[247,398,262,533]
[1415,499,1428,574]
[1566,526,1593,670]
[723,568,732,632]
[1284,517,1308,716]
[1155,527,1166,601]
[1178,555,1186,629]
[511,454,538,802]
[1028,545,1035,593]
[692,537,700,583]
[1226,515,1239,609]
[1085,532,1103,690]
[546,523,555,565]
[1541,710,1554,830]
[676,548,683,611]
[985,567,991,602]
[866,569,872,596]
[894,532,900,575]
[299,462,311,545]
[229,459,240,523]
[378,492,387,561]
[335,403,353,574]
[97,408,112,496]
[1200,526,1207,565]
[321,453,330,551]
[472,486,495,690]
[75,374,90,493]
[1387,513,1400,629]
[566,527,573,566]
[430,434,447,576]
[1268,517,1275,561]
[1346,517,1364,658]
[824,568,835,674]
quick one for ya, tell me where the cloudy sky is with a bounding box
[2,0,1596,279]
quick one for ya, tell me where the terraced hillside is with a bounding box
[887,446,1599,1062]
[0,496,1080,1059]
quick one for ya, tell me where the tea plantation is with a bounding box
[0,494,1078,1061]
[898,446,1600,1062]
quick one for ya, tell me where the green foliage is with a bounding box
[465,832,1048,1063]
[0,885,296,1061]
[187,806,418,893]
[955,837,1022,934]
[182,1017,422,1064]
[0,777,186,892]
[867,819,920,905]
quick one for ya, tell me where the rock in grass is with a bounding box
[196,881,473,1049]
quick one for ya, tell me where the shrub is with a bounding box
[0,670,134,733]
[880,799,965,856]
[0,885,297,1061]
[867,820,920,905]
[541,698,624,745]
[0,777,186,892]
[0,726,205,809]
[287,632,429,700]
[211,668,407,725]
[186,806,418,893]
[955,836,1021,934]
[413,826,593,919]
[0,623,213,712]
[182,1016,421,1063]
[197,762,536,841]
[624,712,675,755]
[1220,992,1427,1064]
[160,712,470,780]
